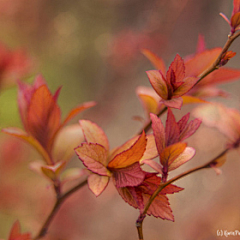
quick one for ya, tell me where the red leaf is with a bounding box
[179,118,202,141]
[144,194,174,221]
[165,109,180,146]
[150,113,165,154]
[146,70,168,100]
[108,131,147,169]
[166,54,185,83]
[8,220,31,240]
[75,143,110,176]
[177,112,190,133]
[115,185,139,209]
[112,162,145,188]
[27,85,61,152]
[173,77,199,97]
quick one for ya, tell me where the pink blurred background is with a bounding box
[0,0,240,239]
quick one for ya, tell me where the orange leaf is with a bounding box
[168,147,195,171]
[141,48,166,74]
[185,48,222,77]
[136,86,162,117]
[182,95,208,105]
[146,70,168,100]
[62,101,96,126]
[80,120,109,151]
[88,174,109,196]
[2,127,52,164]
[75,143,110,176]
[160,142,187,167]
[108,131,147,169]
[27,85,61,152]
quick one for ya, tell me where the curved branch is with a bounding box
[136,148,229,240]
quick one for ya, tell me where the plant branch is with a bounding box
[197,30,240,84]
[34,179,88,240]
[137,107,167,135]
[136,148,229,240]
[136,31,240,138]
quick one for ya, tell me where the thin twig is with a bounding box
[136,148,229,240]
[34,179,88,240]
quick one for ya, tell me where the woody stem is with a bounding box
[196,30,240,84]
[136,148,229,240]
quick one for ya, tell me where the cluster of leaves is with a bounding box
[1,0,240,239]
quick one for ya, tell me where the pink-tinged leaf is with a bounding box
[112,162,145,188]
[185,48,222,77]
[141,159,163,174]
[80,120,109,151]
[143,194,174,221]
[233,0,240,16]
[193,104,240,142]
[2,127,52,164]
[167,54,185,83]
[141,48,166,74]
[140,134,158,162]
[179,118,202,141]
[173,77,199,97]
[88,174,109,197]
[177,113,190,133]
[53,86,62,102]
[160,142,187,167]
[52,124,84,162]
[136,86,162,117]
[182,95,208,104]
[196,34,206,53]
[160,183,184,195]
[161,97,183,109]
[41,161,66,181]
[198,67,240,87]
[27,85,61,152]
[232,0,240,15]
[75,143,110,176]
[115,185,139,209]
[150,113,165,154]
[62,101,96,126]
[17,78,45,130]
[165,109,180,146]
[168,147,195,171]
[146,70,168,100]
[108,131,147,169]
[128,187,145,213]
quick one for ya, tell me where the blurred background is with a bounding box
[0,0,240,239]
